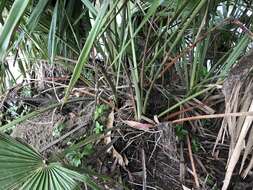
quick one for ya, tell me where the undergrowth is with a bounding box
[1,0,253,189]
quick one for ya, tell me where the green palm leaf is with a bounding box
[63,1,109,101]
[0,133,43,189]
[0,133,100,190]
[0,0,29,62]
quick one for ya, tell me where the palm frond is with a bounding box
[0,133,100,190]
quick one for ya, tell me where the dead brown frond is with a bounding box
[212,49,253,190]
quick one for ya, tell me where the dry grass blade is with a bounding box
[238,85,253,173]
[189,98,215,114]
[215,50,253,189]
[242,139,253,178]
[222,99,253,190]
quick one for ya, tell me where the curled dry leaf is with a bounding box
[182,185,191,190]
[123,120,154,131]
[104,108,128,167]
[104,109,114,152]
[113,148,127,167]
[154,115,160,124]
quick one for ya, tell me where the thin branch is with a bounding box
[141,148,147,190]
[171,111,253,124]
[187,135,200,189]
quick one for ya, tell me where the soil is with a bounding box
[11,111,64,157]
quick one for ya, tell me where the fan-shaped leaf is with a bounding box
[0,133,100,190]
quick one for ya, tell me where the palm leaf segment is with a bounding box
[0,133,98,190]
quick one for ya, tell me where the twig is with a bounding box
[180,142,185,184]
[171,111,253,124]
[128,181,157,190]
[141,148,147,190]
[187,135,200,189]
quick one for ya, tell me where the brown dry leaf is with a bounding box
[104,108,128,167]
[123,154,129,165]
[154,115,160,124]
[182,185,191,190]
[190,98,215,114]
[123,120,154,131]
[112,148,127,167]
[104,109,114,151]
